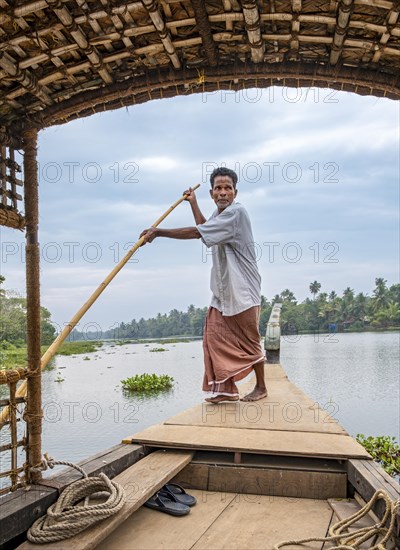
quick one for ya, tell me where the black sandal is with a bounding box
[143,492,190,516]
[160,483,197,507]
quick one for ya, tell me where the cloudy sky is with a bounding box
[2,86,399,334]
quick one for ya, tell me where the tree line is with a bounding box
[0,276,399,348]
[0,276,56,351]
[71,277,399,340]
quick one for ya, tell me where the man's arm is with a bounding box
[184,188,207,225]
[140,226,201,244]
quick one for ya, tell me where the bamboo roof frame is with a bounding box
[0,0,398,143]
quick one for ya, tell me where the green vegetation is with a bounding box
[57,341,102,356]
[0,341,102,369]
[356,434,400,478]
[149,347,168,352]
[0,276,56,348]
[121,373,174,393]
[1,275,398,367]
[272,278,400,336]
[69,278,399,341]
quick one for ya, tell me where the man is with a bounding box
[140,167,267,403]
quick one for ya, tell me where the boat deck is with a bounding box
[19,363,383,550]
[98,363,371,550]
[98,489,333,550]
[124,363,369,461]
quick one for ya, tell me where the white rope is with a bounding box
[274,490,400,550]
[27,455,126,544]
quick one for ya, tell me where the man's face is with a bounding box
[210,175,238,213]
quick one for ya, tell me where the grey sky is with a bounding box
[1,87,399,333]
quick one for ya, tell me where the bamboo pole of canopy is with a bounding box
[0,183,200,429]
[23,127,42,482]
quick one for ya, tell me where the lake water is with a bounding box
[34,331,400,465]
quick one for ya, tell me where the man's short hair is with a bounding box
[210,167,238,188]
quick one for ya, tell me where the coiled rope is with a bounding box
[274,489,400,550]
[27,455,126,544]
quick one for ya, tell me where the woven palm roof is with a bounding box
[0,0,399,140]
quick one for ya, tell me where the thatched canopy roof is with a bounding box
[0,0,399,142]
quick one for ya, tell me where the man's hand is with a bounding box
[183,187,197,204]
[140,227,158,245]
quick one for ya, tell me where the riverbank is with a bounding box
[0,340,103,370]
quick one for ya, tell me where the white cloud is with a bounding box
[136,156,179,171]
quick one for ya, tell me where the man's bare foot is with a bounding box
[241,386,268,402]
[205,395,239,404]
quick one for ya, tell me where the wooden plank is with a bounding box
[207,465,347,499]
[191,451,347,474]
[348,459,400,508]
[164,378,346,435]
[264,363,288,379]
[347,458,400,542]
[0,444,144,549]
[19,450,193,550]
[172,463,210,490]
[0,485,58,547]
[360,460,400,500]
[329,498,375,527]
[96,489,237,550]
[328,499,388,549]
[41,444,144,491]
[192,493,333,549]
[98,490,333,550]
[128,424,371,459]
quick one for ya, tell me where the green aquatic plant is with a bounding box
[149,347,168,352]
[356,434,400,478]
[121,373,174,393]
[57,341,103,356]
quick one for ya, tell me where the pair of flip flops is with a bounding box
[144,483,196,516]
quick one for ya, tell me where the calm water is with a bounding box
[33,332,400,464]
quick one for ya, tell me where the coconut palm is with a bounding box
[372,277,390,311]
[309,281,321,300]
[280,289,297,304]
[342,287,355,301]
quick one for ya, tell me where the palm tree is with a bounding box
[272,293,281,305]
[280,289,297,304]
[343,287,355,301]
[329,290,337,302]
[354,292,368,321]
[309,281,321,300]
[372,277,390,311]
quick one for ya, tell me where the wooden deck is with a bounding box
[98,489,333,550]
[95,363,374,549]
[124,363,370,461]
[17,362,395,550]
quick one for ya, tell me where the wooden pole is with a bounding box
[0,183,200,428]
[23,127,42,482]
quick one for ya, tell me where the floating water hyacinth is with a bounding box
[121,373,174,393]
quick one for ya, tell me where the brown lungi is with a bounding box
[202,306,264,397]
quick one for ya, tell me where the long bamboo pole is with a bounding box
[0,184,200,428]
